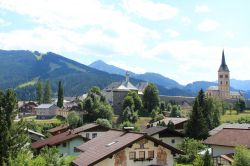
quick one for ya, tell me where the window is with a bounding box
[86,133,89,139]
[220,81,222,85]
[62,142,67,147]
[129,152,136,160]
[139,151,145,159]
[219,75,223,78]
[171,139,175,144]
[226,81,228,85]
[148,151,154,159]
[92,133,97,139]
[225,75,228,78]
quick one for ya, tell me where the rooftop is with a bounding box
[204,128,250,148]
[142,126,185,137]
[209,123,250,136]
[207,86,219,91]
[153,117,188,126]
[72,130,183,166]
[35,104,55,109]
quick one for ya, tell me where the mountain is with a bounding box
[89,60,134,76]
[0,50,129,100]
[89,60,183,89]
[230,79,250,91]
[0,50,192,100]
[184,81,217,94]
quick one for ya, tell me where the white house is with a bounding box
[35,104,59,119]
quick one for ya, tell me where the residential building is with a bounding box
[32,123,110,156]
[72,129,183,166]
[152,117,188,133]
[206,50,243,99]
[47,124,70,136]
[209,123,250,136]
[35,104,59,119]
[19,101,38,117]
[204,128,250,165]
[27,129,45,143]
[142,126,185,148]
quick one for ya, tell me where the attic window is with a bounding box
[106,141,118,147]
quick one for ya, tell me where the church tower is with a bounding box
[218,50,230,99]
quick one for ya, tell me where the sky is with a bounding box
[0,0,249,85]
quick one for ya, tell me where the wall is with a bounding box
[95,139,174,166]
[152,134,183,148]
[57,137,85,156]
[113,91,129,114]
[211,145,235,157]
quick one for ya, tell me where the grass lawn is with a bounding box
[23,115,63,125]
[112,116,151,128]
[221,110,250,123]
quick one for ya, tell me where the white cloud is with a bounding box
[181,16,191,25]
[165,29,180,38]
[123,0,178,21]
[108,61,146,74]
[198,19,219,32]
[195,5,210,12]
[0,18,11,26]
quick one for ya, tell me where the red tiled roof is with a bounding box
[204,128,250,148]
[32,130,81,149]
[33,123,101,149]
[72,130,183,166]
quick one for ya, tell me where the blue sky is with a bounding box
[0,0,249,85]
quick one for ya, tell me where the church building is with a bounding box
[206,50,243,99]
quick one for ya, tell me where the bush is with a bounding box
[96,118,112,128]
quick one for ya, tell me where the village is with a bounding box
[3,51,247,166]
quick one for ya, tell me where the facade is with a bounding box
[72,130,183,166]
[35,104,59,119]
[206,50,243,99]
[19,101,38,117]
[142,126,185,148]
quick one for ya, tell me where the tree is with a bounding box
[67,111,80,128]
[36,81,43,104]
[0,89,30,165]
[186,98,209,139]
[233,146,250,166]
[96,118,112,128]
[123,96,134,110]
[119,107,138,124]
[177,138,206,164]
[38,146,66,166]
[203,150,212,166]
[57,81,64,108]
[166,103,172,112]
[235,99,246,113]
[170,105,181,117]
[167,120,175,130]
[43,80,51,104]
[143,83,160,113]
[193,155,204,166]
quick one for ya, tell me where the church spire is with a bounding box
[219,49,229,72]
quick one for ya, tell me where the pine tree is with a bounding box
[0,89,29,165]
[57,81,64,108]
[43,80,51,104]
[186,98,209,139]
[36,80,43,104]
[143,83,160,113]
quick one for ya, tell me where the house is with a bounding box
[152,117,188,133]
[35,104,59,119]
[142,126,185,148]
[32,123,110,156]
[19,101,38,117]
[204,128,250,165]
[72,129,184,166]
[47,124,70,136]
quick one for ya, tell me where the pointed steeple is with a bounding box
[218,49,229,72]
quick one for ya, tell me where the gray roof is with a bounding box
[218,50,230,72]
[209,123,250,136]
[142,126,184,137]
[207,86,219,91]
[104,80,138,91]
[35,104,55,109]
